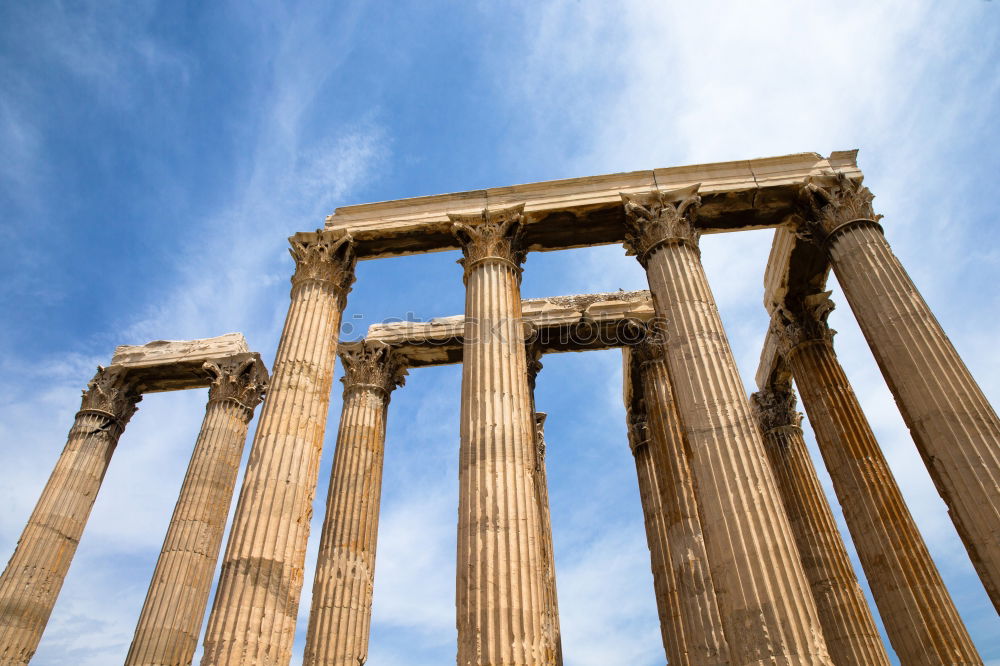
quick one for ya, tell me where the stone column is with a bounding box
[800,173,1000,610]
[125,354,268,666]
[450,205,555,665]
[622,188,831,666]
[772,294,981,664]
[201,232,355,666]
[531,413,563,666]
[0,366,141,665]
[303,341,406,666]
[750,382,888,666]
[631,339,729,666]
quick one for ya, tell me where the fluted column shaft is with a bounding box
[622,188,831,666]
[801,174,1000,610]
[201,232,355,666]
[0,367,140,665]
[452,206,554,665]
[751,385,888,666]
[126,355,268,666]
[531,413,563,666]
[774,303,981,665]
[303,342,405,666]
[633,343,729,666]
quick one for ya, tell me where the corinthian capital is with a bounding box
[449,204,527,277]
[288,231,357,302]
[534,412,547,470]
[750,384,803,433]
[79,365,142,426]
[621,184,701,266]
[204,353,269,414]
[798,171,883,245]
[339,341,407,397]
[770,291,837,357]
[627,406,650,453]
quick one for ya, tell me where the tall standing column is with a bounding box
[126,354,268,666]
[631,339,729,666]
[531,413,563,666]
[0,366,141,665]
[772,295,981,665]
[750,382,888,666]
[800,173,1000,610]
[450,205,554,665]
[303,341,406,666]
[622,187,832,666]
[201,231,356,666]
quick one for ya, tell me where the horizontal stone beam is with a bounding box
[356,291,654,368]
[323,150,860,260]
[109,333,262,393]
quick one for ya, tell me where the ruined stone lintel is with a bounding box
[109,333,252,393]
[621,184,702,266]
[338,340,408,398]
[364,290,655,368]
[325,150,862,260]
[288,229,357,306]
[450,204,528,281]
[797,171,884,248]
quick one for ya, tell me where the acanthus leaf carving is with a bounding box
[339,341,407,397]
[449,204,527,279]
[204,353,269,414]
[627,402,650,453]
[770,291,837,357]
[533,412,547,470]
[750,384,803,433]
[621,184,701,266]
[797,171,883,246]
[79,365,142,426]
[289,230,357,304]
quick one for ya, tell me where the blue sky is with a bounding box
[1,1,998,664]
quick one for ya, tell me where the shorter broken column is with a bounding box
[0,367,141,665]
[126,354,268,666]
[751,382,888,666]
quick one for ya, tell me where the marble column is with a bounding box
[622,187,832,666]
[450,205,554,665]
[201,231,356,666]
[525,348,563,666]
[303,341,406,666]
[0,366,141,665]
[126,354,268,666]
[772,293,981,665]
[800,173,1000,610]
[631,339,729,666]
[750,382,888,666]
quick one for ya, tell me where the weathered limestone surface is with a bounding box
[772,295,981,664]
[622,187,832,666]
[303,342,405,666]
[452,206,555,665]
[327,151,861,259]
[201,232,355,666]
[112,334,252,393]
[626,342,729,666]
[799,173,1000,612]
[126,354,268,666]
[750,384,889,666]
[0,367,141,665]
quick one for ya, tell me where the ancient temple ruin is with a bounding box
[1,150,998,665]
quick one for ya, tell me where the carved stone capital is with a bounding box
[289,231,357,305]
[79,365,142,427]
[627,406,650,454]
[771,291,837,357]
[534,412,547,470]
[449,204,527,279]
[750,384,803,433]
[621,184,701,266]
[339,341,407,398]
[525,342,544,391]
[204,353,269,415]
[797,171,883,246]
